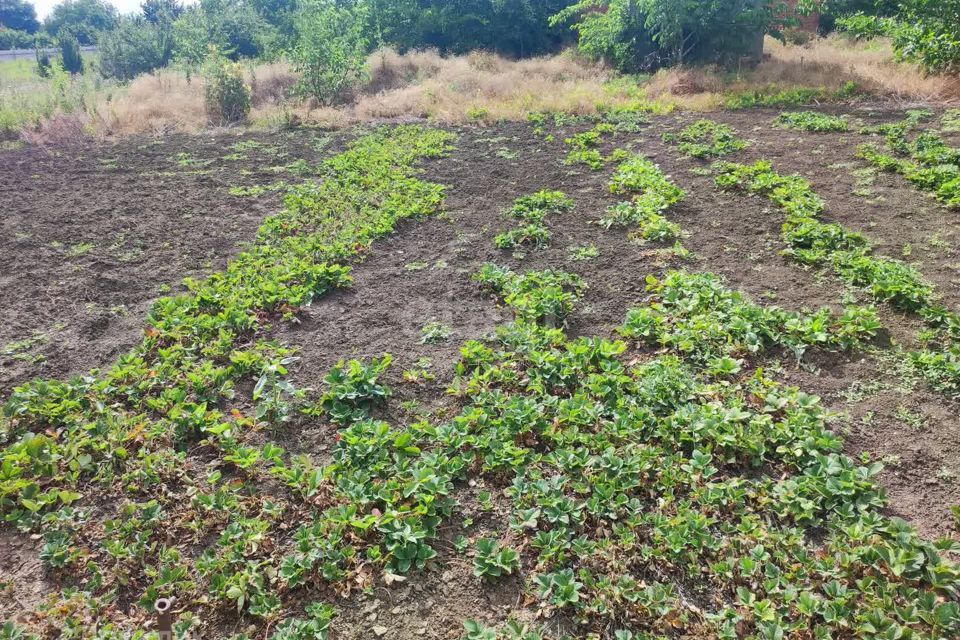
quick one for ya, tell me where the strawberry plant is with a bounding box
[474,264,585,327]
[494,191,573,250]
[774,111,850,132]
[317,354,392,424]
[473,537,520,579]
[663,119,747,158]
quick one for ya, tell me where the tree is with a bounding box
[59,31,84,72]
[552,0,779,72]
[172,0,278,66]
[365,0,573,58]
[0,0,39,33]
[291,0,369,106]
[98,1,179,79]
[142,0,183,24]
[43,0,117,45]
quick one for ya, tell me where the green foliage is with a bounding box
[269,602,335,640]
[715,160,936,310]
[857,112,960,209]
[368,0,572,58]
[58,33,84,74]
[98,12,177,80]
[942,109,960,133]
[663,119,747,158]
[724,82,860,110]
[473,538,520,579]
[474,264,585,327]
[494,190,573,250]
[318,355,392,425]
[43,0,117,45]
[838,2,960,73]
[203,52,251,124]
[0,126,453,627]
[551,0,777,72]
[602,155,684,240]
[0,0,40,34]
[292,0,368,106]
[774,110,850,132]
[420,321,451,344]
[623,271,881,364]
[172,0,278,66]
[0,27,39,49]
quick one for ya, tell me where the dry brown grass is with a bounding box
[19,36,960,141]
[644,35,960,110]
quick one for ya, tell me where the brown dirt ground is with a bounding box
[0,128,342,395]
[2,107,960,638]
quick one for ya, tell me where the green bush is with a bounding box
[98,16,175,80]
[58,32,84,74]
[837,3,960,73]
[291,0,368,106]
[551,0,775,72]
[203,54,251,124]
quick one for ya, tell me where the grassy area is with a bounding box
[0,55,115,140]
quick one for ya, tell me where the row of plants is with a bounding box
[448,265,958,638]
[857,110,960,209]
[662,119,747,159]
[493,190,574,251]
[714,158,960,398]
[600,154,685,244]
[0,125,455,636]
[774,111,851,133]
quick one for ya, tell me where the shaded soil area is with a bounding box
[0,127,341,396]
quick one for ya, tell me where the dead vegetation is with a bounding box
[14,35,960,144]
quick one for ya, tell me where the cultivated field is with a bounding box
[2,104,960,638]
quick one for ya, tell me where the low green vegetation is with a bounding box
[474,264,584,327]
[774,110,851,132]
[0,125,453,635]
[858,110,960,208]
[494,190,573,250]
[663,119,747,158]
[448,268,958,639]
[715,158,960,399]
[724,82,860,110]
[601,155,684,243]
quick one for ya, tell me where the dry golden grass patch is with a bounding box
[645,36,960,110]
[15,36,960,142]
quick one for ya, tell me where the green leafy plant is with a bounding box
[473,538,520,579]
[318,355,392,424]
[663,119,747,158]
[774,111,850,132]
[494,190,573,250]
[292,0,369,106]
[203,51,251,125]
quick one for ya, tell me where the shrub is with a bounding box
[58,32,84,74]
[551,0,776,72]
[203,53,251,124]
[837,4,960,73]
[98,16,174,80]
[291,0,368,106]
